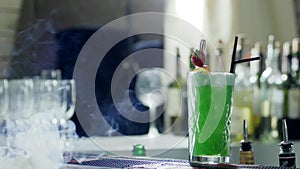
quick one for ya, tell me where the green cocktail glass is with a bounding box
[187,71,235,166]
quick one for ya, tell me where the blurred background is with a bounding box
[0,0,298,77]
[0,0,300,166]
[0,0,299,145]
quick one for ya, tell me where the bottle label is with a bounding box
[240,151,254,164]
[288,88,300,119]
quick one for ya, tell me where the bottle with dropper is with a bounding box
[239,119,254,164]
[279,119,296,168]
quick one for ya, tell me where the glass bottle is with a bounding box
[276,41,283,72]
[231,37,254,142]
[281,42,293,119]
[249,42,263,140]
[291,38,300,80]
[239,120,254,164]
[258,43,266,81]
[259,35,283,142]
[166,47,184,135]
[285,38,300,140]
[213,39,224,72]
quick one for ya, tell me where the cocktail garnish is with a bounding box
[191,39,209,73]
[191,49,205,67]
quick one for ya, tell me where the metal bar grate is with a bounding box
[69,156,297,169]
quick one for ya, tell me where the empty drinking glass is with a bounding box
[7,79,34,120]
[57,79,76,125]
[0,79,8,146]
[33,79,64,121]
[55,79,77,163]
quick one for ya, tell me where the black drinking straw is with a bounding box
[230,36,260,73]
[230,36,239,73]
[234,57,261,64]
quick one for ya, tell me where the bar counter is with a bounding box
[65,134,300,168]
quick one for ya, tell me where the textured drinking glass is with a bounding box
[33,79,64,121]
[7,79,34,120]
[187,72,235,166]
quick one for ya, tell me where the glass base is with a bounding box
[190,155,230,166]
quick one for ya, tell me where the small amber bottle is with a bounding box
[240,120,254,164]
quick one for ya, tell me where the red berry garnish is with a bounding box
[191,49,206,67]
[191,54,204,67]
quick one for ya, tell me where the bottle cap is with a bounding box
[132,144,146,156]
[240,120,252,151]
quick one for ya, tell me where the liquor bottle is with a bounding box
[276,41,292,139]
[285,38,300,140]
[281,42,293,119]
[249,42,263,139]
[213,39,224,72]
[259,35,283,142]
[276,41,283,72]
[240,120,254,164]
[166,47,186,135]
[258,43,266,81]
[231,37,254,142]
[291,38,300,79]
[274,41,282,72]
[278,119,296,168]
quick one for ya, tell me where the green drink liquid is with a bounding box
[188,72,234,164]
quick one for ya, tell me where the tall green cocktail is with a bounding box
[187,71,235,165]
